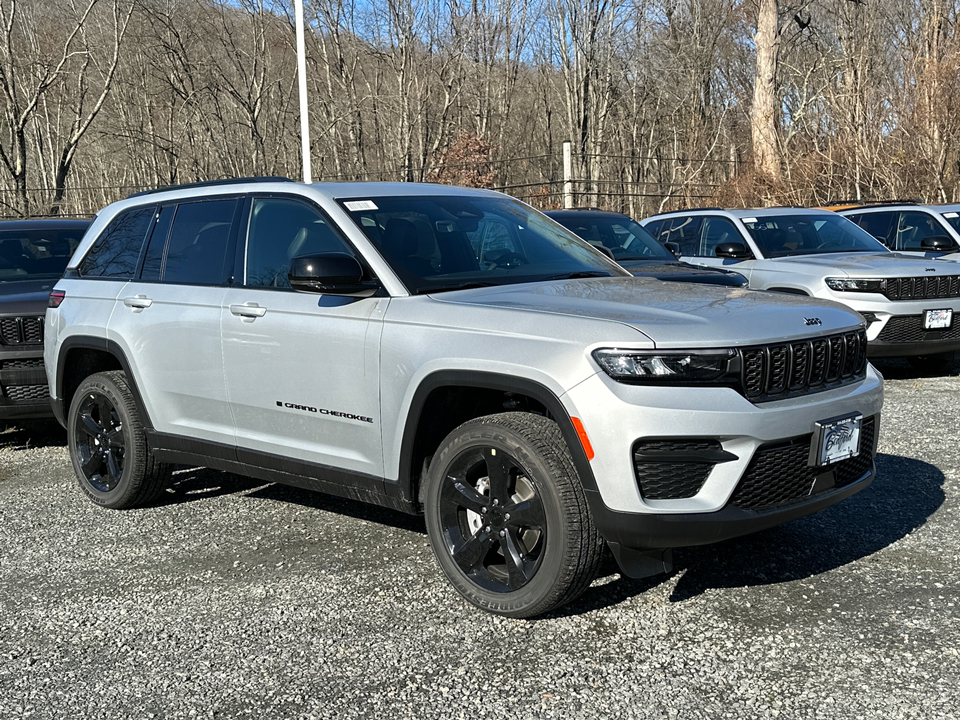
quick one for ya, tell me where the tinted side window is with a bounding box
[79,206,155,278]
[163,199,238,285]
[699,217,740,257]
[643,219,665,241]
[139,204,175,282]
[663,216,704,256]
[466,219,518,263]
[245,197,352,288]
[897,211,942,250]
[850,212,895,247]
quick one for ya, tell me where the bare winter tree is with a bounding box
[0,0,132,216]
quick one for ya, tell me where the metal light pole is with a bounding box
[294,0,312,183]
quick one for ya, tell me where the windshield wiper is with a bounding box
[542,271,613,280]
[419,281,501,295]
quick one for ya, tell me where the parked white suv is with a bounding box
[642,207,960,373]
[835,202,960,261]
[46,180,883,617]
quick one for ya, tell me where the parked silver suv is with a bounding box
[642,207,960,373]
[46,180,883,617]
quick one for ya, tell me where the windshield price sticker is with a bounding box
[924,308,953,329]
[810,414,862,467]
[344,200,378,211]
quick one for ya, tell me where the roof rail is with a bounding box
[824,199,921,209]
[644,206,724,219]
[127,176,294,198]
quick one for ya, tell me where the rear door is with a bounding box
[107,197,241,446]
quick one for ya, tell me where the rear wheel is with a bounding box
[423,412,603,618]
[907,351,960,375]
[68,371,171,509]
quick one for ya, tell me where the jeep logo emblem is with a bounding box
[804,317,822,326]
[926,268,937,272]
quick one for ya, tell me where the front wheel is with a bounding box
[423,413,603,618]
[68,371,171,509]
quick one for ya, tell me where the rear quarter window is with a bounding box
[79,206,155,278]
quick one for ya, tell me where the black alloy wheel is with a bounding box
[424,412,603,618]
[436,444,547,594]
[73,389,126,493]
[68,371,170,509]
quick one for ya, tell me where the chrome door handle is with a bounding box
[122,295,153,311]
[229,302,267,320]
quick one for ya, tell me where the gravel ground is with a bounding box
[1,360,958,720]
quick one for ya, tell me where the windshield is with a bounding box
[940,210,960,235]
[742,214,888,258]
[0,225,86,281]
[339,195,628,293]
[551,215,675,262]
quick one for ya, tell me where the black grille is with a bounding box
[729,416,876,512]
[2,384,49,402]
[0,316,44,345]
[633,439,722,500]
[739,329,867,402]
[882,275,960,301]
[877,315,960,344]
[0,358,44,370]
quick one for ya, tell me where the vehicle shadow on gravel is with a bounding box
[0,420,66,449]
[666,452,944,602]
[871,357,960,380]
[550,452,944,616]
[154,451,944,616]
[233,475,428,534]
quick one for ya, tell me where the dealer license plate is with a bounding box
[811,414,862,467]
[924,308,953,329]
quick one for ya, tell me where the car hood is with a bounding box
[617,260,746,286]
[432,277,861,348]
[768,252,955,277]
[0,277,55,315]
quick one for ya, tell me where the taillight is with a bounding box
[48,289,66,308]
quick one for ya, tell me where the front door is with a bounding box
[220,196,386,479]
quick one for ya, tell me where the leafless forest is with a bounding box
[1,0,959,219]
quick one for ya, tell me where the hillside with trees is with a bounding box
[2,0,958,218]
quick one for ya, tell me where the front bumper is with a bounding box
[819,293,960,357]
[563,365,883,558]
[0,346,52,420]
[866,313,960,357]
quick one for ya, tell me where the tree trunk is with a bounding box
[752,0,781,181]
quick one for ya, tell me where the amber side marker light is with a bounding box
[570,417,595,461]
[48,290,65,308]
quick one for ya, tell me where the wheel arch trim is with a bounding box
[53,335,153,429]
[396,370,599,500]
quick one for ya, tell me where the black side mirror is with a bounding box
[715,241,752,260]
[664,241,681,257]
[288,253,378,296]
[921,235,960,252]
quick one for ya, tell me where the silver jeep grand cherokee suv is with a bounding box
[45,179,883,617]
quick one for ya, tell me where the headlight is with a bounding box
[592,348,737,384]
[825,277,883,292]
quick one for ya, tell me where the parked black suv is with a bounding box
[545,209,748,287]
[1,218,89,420]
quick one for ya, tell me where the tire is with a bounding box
[423,412,604,618]
[907,351,960,375]
[67,371,171,509]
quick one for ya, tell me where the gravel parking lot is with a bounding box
[1,360,958,720]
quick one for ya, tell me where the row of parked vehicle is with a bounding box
[550,202,960,373]
[0,183,953,617]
